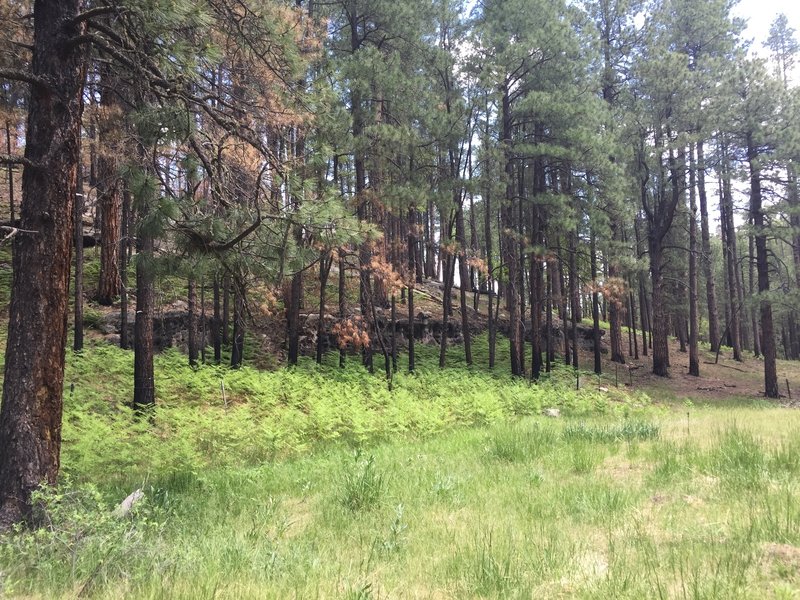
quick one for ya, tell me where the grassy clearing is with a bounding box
[1,315,800,597]
[2,380,800,597]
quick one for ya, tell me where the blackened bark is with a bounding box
[316,252,332,365]
[5,121,14,223]
[688,147,699,376]
[747,135,778,398]
[73,163,84,352]
[569,230,580,370]
[696,141,719,351]
[0,0,85,526]
[133,228,155,410]
[719,147,743,360]
[338,254,346,369]
[188,277,198,367]
[230,280,245,368]
[222,274,230,346]
[590,230,602,375]
[455,205,472,365]
[287,271,302,366]
[212,274,221,363]
[119,189,130,350]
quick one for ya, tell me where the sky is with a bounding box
[734,0,800,57]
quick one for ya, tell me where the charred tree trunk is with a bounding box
[590,230,602,375]
[688,146,700,376]
[456,205,472,365]
[133,224,155,410]
[316,252,333,365]
[188,277,198,367]
[696,141,719,352]
[719,145,743,360]
[73,163,84,352]
[119,190,130,350]
[747,134,779,398]
[230,280,246,369]
[212,274,221,364]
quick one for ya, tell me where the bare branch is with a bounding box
[0,68,49,91]
[0,226,38,246]
[0,154,38,170]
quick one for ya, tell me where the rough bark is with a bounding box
[688,146,700,376]
[95,65,123,305]
[0,0,86,527]
[230,280,245,368]
[696,141,719,351]
[133,226,155,410]
[747,135,778,398]
[188,277,198,367]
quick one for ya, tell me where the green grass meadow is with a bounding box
[1,335,800,598]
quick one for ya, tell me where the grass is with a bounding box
[2,402,800,597]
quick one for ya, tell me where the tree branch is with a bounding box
[0,154,38,170]
[0,69,49,91]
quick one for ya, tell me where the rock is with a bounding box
[113,489,144,518]
[543,407,561,418]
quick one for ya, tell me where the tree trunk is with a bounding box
[286,270,302,366]
[719,146,743,360]
[0,0,86,527]
[5,120,15,223]
[95,66,122,306]
[133,227,155,410]
[591,230,602,375]
[230,280,245,368]
[73,163,84,352]
[316,252,332,365]
[569,229,580,370]
[188,277,198,367]
[688,146,700,376]
[338,253,346,369]
[747,135,778,398]
[456,205,472,365]
[119,190,130,350]
[213,274,221,364]
[696,140,719,351]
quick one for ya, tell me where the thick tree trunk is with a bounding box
[748,136,778,398]
[0,0,85,527]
